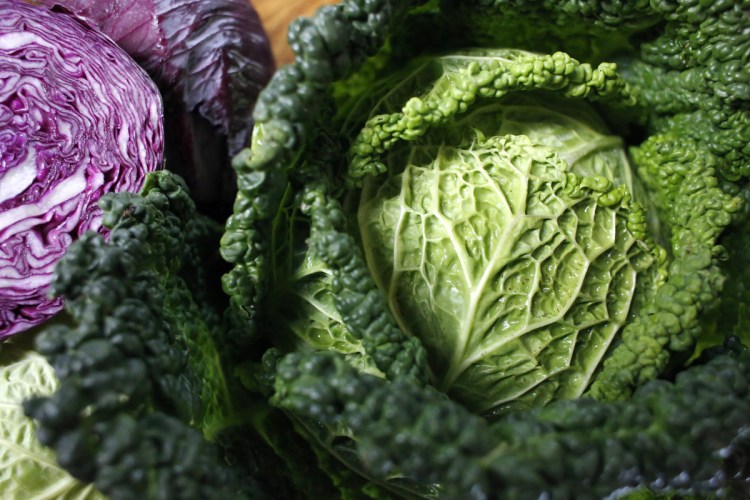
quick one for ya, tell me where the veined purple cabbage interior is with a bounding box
[0,1,164,338]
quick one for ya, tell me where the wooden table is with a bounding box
[254,0,341,66]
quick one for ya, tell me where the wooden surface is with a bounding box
[254,0,341,66]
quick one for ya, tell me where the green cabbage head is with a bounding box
[352,50,667,415]
[253,49,669,417]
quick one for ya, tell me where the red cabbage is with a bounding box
[40,0,275,215]
[0,1,164,338]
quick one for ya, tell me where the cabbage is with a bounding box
[357,86,665,414]
[38,0,276,216]
[0,1,164,338]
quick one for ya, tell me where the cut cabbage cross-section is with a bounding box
[0,1,163,338]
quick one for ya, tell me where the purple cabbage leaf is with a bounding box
[0,0,164,338]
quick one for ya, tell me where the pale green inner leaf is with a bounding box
[359,126,655,415]
[0,337,105,499]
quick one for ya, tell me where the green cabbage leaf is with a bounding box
[0,333,104,499]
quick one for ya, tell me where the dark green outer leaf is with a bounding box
[24,171,266,500]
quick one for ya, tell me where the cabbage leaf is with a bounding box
[0,333,104,499]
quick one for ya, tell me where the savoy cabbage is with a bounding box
[354,54,667,414]
[219,0,750,496]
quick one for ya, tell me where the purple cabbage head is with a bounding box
[0,1,164,338]
[39,0,275,216]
